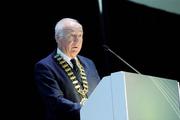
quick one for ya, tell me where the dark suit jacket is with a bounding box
[34,51,101,120]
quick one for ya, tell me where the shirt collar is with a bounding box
[57,48,78,67]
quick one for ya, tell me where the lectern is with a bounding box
[80,71,180,120]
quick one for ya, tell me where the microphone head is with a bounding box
[102,44,110,51]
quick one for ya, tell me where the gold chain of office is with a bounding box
[54,54,89,103]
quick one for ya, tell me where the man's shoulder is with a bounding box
[77,55,95,66]
[78,55,92,62]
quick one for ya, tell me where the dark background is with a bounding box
[3,0,179,119]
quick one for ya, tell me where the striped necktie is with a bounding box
[70,59,82,83]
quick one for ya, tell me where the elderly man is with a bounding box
[34,18,101,120]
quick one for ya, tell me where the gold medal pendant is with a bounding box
[80,97,88,106]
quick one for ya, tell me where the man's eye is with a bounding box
[78,34,82,37]
[66,34,73,38]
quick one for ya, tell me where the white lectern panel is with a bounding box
[81,71,180,120]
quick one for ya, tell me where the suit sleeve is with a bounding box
[34,62,81,119]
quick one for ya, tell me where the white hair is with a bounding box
[55,18,81,40]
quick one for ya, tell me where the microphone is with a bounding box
[102,44,141,74]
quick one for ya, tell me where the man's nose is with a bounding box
[73,35,79,41]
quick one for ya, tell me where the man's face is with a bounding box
[58,27,83,58]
